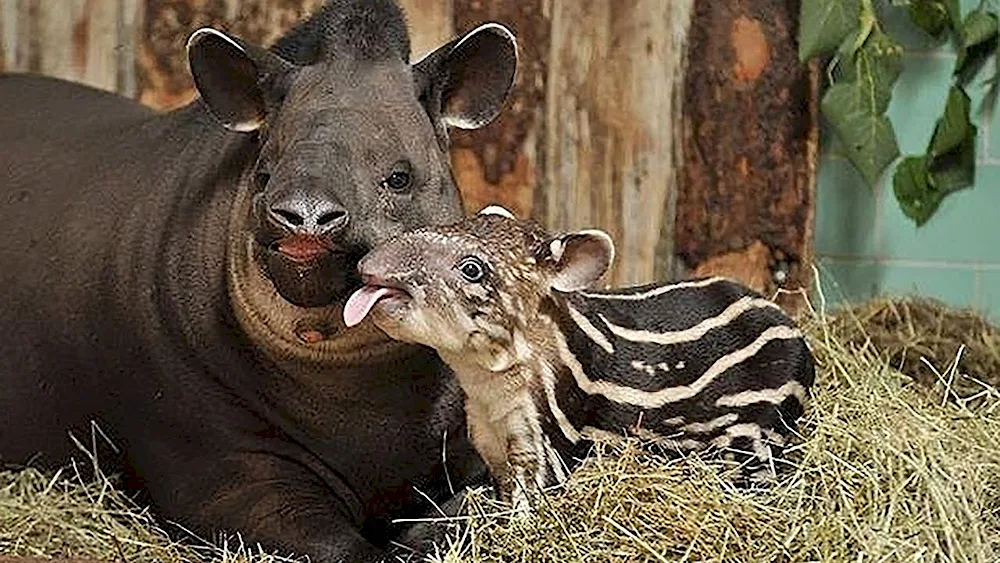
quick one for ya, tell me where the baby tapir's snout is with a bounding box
[355,242,400,285]
[344,240,418,329]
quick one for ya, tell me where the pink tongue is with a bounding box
[344,285,396,327]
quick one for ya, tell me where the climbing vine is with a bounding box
[799,0,998,225]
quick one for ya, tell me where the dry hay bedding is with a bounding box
[2,296,999,563]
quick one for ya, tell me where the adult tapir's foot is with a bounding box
[146,452,398,563]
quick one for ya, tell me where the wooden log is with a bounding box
[397,0,452,60]
[536,0,693,287]
[14,0,42,73]
[0,0,8,72]
[0,0,138,95]
[447,0,547,220]
[675,0,818,305]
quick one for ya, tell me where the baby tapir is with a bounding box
[344,206,815,506]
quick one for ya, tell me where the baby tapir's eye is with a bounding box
[457,256,487,283]
[383,161,413,192]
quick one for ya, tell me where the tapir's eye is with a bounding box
[457,256,487,283]
[384,161,413,192]
[255,168,271,188]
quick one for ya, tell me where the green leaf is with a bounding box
[893,85,978,226]
[956,5,999,80]
[961,4,998,46]
[838,31,904,113]
[929,85,978,191]
[984,49,1000,116]
[893,156,937,225]
[821,29,904,186]
[822,83,901,185]
[908,0,951,37]
[929,130,976,191]
[929,85,973,156]
[835,25,867,60]
[799,0,863,61]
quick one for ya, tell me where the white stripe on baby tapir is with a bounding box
[555,325,803,409]
[579,276,729,300]
[681,413,739,434]
[580,426,623,442]
[601,296,781,346]
[523,397,555,489]
[543,435,568,484]
[715,380,808,408]
[566,303,615,354]
[633,427,706,451]
[724,423,769,461]
[539,359,583,444]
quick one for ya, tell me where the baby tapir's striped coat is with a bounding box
[344,207,815,507]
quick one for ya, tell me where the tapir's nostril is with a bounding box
[268,195,349,235]
[272,208,305,227]
[317,210,347,227]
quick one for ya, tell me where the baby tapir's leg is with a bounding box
[464,401,548,508]
[464,402,512,497]
[505,423,549,511]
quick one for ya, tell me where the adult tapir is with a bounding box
[0,0,516,560]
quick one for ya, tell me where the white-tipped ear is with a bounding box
[549,229,615,292]
[412,22,518,131]
[187,27,293,132]
[478,204,516,219]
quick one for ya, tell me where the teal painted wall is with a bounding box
[815,0,1000,321]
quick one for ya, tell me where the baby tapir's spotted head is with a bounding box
[343,206,614,372]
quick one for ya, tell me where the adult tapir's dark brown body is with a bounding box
[0,1,517,561]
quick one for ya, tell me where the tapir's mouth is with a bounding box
[343,276,412,328]
[257,234,362,308]
[270,234,344,263]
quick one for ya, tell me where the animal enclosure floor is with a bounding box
[2,296,999,563]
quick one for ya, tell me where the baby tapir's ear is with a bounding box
[548,230,615,292]
[477,204,516,219]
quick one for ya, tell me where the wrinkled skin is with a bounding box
[0,1,516,561]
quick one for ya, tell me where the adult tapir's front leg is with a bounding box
[152,449,389,563]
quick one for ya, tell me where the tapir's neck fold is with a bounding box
[225,172,412,368]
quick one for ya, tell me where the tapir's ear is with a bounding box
[187,28,294,132]
[546,230,615,293]
[413,23,517,130]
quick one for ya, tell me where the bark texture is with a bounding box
[675,0,818,305]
